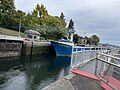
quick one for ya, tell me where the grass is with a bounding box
[0,28,24,37]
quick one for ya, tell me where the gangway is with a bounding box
[71,48,120,90]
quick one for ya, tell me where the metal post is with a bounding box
[81,49,83,64]
[19,18,21,37]
[94,53,98,75]
[76,48,78,67]
[106,65,111,84]
[70,46,74,69]
[82,48,84,66]
[106,56,109,61]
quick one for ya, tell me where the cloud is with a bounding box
[15,0,120,45]
[65,0,120,45]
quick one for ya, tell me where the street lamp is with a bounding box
[18,17,21,37]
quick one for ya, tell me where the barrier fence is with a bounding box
[70,47,120,89]
[95,53,120,90]
[70,47,105,69]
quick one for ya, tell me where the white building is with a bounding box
[24,30,40,41]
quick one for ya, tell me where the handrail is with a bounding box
[74,46,107,48]
[73,50,100,54]
[97,57,120,68]
[96,52,120,90]
[97,52,120,60]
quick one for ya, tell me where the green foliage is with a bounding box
[0,2,67,40]
[14,10,26,31]
[35,4,48,18]
[86,37,91,45]
[0,0,15,29]
[0,27,24,36]
[90,35,100,45]
[68,19,74,30]
[73,34,79,43]
[43,27,66,40]
[38,15,66,40]
[60,12,65,20]
[73,34,100,45]
[67,19,75,39]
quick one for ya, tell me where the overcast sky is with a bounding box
[15,0,120,45]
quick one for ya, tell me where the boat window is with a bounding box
[27,35,32,39]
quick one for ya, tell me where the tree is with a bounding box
[28,4,67,40]
[68,19,74,30]
[14,10,26,31]
[0,0,15,29]
[90,35,100,45]
[60,12,65,20]
[39,15,66,40]
[67,19,75,40]
[73,34,79,43]
[0,2,67,40]
[34,4,48,18]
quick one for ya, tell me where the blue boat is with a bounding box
[51,40,74,56]
[51,40,104,56]
[50,27,77,56]
[50,28,104,56]
[50,39,91,56]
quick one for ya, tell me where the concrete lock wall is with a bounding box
[22,41,55,55]
[0,42,22,58]
[0,41,55,58]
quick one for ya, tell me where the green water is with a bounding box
[0,55,71,90]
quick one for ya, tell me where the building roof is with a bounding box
[24,30,40,35]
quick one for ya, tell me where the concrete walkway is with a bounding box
[42,73,104,90]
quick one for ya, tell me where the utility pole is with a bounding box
[18,17,21,37]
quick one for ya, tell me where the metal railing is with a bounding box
[70,47,120,89]
[70,47,105,69]
[95,53,120,90]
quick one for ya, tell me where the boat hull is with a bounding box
[51,41,104,56]
[51,41,73,56]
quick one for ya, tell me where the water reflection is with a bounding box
[0,57,20,71]
[0,55,71,90]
